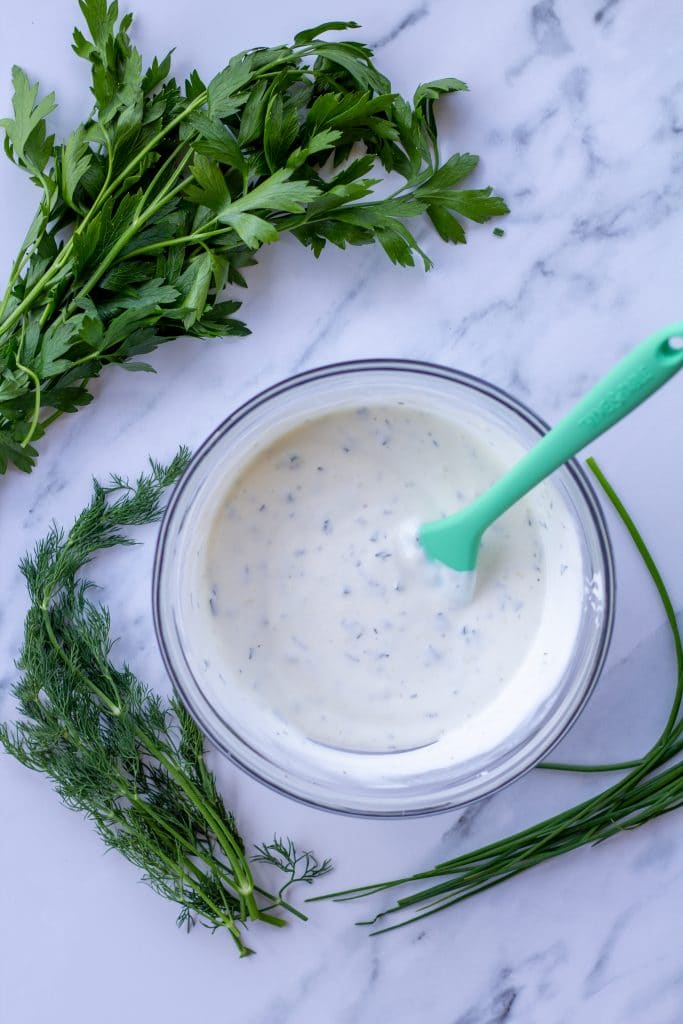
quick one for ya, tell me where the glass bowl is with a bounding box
[152,360,615,817]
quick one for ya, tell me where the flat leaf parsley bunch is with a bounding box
[0,0,508,474]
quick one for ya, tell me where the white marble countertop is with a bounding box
[1,1,683,1021]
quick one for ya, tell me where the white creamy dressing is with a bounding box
[192,403,584,762]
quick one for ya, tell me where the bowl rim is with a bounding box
[152,358,616,818]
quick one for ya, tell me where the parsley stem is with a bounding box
[36,407,64,431]
[0,252,24,325]
[0,248,68,339]
[0,220,40,326]
[138,138,193,210]
[71,176,194,309]
[14,359,41,447]
[93,93,206,219]
[0,101,204,341]
[14,323,42,447]
[121,227,232,260]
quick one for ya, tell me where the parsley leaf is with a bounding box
[0,66,56,173]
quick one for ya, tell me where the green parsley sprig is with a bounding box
[0,450,330,957]
[0,0,508,475]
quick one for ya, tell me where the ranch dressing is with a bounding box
[195,403,583,758]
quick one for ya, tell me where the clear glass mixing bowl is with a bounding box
[152,360,615,817]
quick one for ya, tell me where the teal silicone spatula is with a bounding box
[419,323,683,601]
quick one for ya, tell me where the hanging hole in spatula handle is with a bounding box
[663,334,683,354]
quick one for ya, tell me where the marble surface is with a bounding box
[1,1,683,1021]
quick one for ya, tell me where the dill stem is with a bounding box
[39,603,122,717]
[140,730,260,918]
[39,592,290,937]
[152,841,254,957]
[114,795,242,932]
[37,570,264,926]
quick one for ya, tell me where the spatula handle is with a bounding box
[466,322,683,530]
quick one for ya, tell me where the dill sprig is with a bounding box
[255,837,333,905]
[311,457,683,935]
[0,449,329,957]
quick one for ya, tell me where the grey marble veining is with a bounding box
[370,4,430,49]
[1,1,683,1022]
